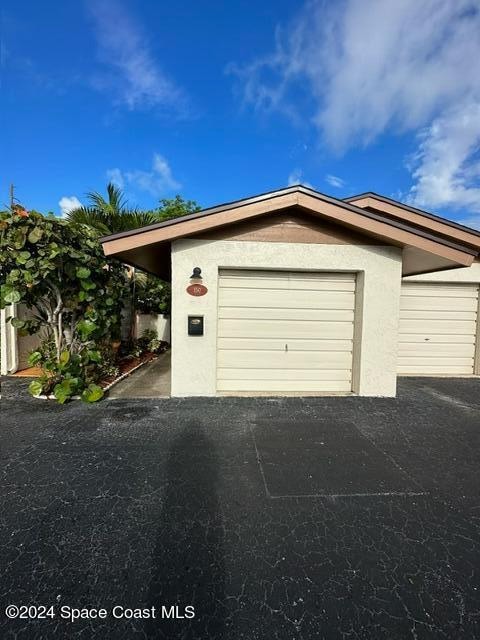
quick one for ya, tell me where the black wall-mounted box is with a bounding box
[188,315,204,336]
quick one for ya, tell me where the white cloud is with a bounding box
[59,196,82,217]
[287,169,313,188]
[107,153,181,197]
[325,174,345,189]
[233,0,480,148]
[88,0,185,113]
[406,103,480,213]
[287,168,301,185]
[232,0,480,214]
[106,168,125,190]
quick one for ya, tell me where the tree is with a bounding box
[66,182,160,235]
[149,195,201,222]
[67,185,201,235]
[134,196,200,315]
[0,208,129,401]
[67,189,200,317]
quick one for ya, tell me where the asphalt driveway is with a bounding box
[1,377,479,639]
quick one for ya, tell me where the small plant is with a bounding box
[97,343,120,379]
[122,329,168,359]
[137,329,167,354]
[99,362,120,379]
[148,338,161,351]
[130,343,143,358]
[138,329,157,352]
[27,342,105,403]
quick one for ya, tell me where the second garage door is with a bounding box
[217,269,356,394]
[398,282,479,375]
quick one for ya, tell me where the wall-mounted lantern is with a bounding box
[186,267,208,297]
[190,267,202,280]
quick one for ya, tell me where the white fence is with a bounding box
[135,313,171,342]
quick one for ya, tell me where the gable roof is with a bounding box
[344,192,480,250]
[101,185,478,279]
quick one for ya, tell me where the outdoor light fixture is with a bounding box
[190,267,202,280]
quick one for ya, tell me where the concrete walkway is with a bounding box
[107,350,171,399]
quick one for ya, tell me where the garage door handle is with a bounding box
[285,343,288,352]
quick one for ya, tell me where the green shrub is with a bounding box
[123,329,168,359]
[27,341,105,403]
[135,275,170,315]
[0,208,129,403]
[138,329,164,353]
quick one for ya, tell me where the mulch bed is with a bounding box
[99,352,157,388]
[6,350,163,400]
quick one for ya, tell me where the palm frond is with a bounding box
[66,207,111,235]
[133,270,148,288]
[106,182,128,211]
[85,191,109,211]
[66,183,160,234]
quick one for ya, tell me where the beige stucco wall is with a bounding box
[403,261,480,283]
[171,239,403,397]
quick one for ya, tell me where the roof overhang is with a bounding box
[345,192,480,251]
[101,186,477,280]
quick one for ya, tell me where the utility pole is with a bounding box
[9,183,15,208]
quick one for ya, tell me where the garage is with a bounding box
[101,186,480,397]
[217,269,356,394]
[398,282,479,375]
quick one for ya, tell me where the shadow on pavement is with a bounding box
[145,423,226,639]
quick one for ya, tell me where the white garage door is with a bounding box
[398,282,479,375]
[217,269,356,394]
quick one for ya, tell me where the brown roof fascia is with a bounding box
[294,193,474,267]
[101,186,477,266]
[101,186,304,243]
[102,192,299,255]
[345,192,480,246]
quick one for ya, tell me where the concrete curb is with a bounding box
[102,356,157,394]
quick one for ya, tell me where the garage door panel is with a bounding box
[218,318,354,339]
[218,307,355,322]
[400,309,477,321]
[398,343,475,357]
[219,269,355,282]
[217,269,356,394]
[218,349,352,369]
[219,288,355,310]
[217,368,351,381]
[397,356,473,367]
[398,333,475,344]
[398,364,474,375]
[400,284,478,297]
[400,296,477,312]
[217,337,353,351]
[398,282,478,375]
[219,275,356,292]
[217,379,353,393]
[399,319,476,335]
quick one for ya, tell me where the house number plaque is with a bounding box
[186,283,208,297]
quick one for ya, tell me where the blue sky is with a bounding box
[1,0,479,228]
